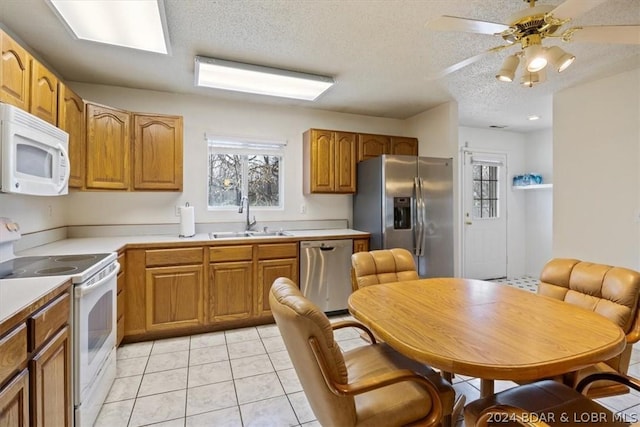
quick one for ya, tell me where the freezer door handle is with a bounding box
[414,177,424,256]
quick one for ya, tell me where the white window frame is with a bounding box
[206,134,286,211]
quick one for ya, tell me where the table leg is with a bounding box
[480,379,494,398]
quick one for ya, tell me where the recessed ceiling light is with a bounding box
[194,56,335,101]
[47,0,169,54]
[528,115,540,121]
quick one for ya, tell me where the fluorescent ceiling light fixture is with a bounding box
[194,56,334,101]
[47,0,169,54]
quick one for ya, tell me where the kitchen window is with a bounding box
[207,136,285,210]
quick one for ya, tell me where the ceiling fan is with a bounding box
[427,0,640,87]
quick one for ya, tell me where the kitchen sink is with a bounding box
[208,230,291,239]
[247,231,290,237]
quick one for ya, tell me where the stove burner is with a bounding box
[36,266,78,275]
[53,255,97,262]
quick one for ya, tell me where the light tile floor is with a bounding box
[97,278,640,426]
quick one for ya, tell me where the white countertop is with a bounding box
[0,276,69,325]
[3,228,368,326]
[17,228,369,256]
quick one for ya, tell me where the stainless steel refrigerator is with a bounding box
[353,155,454,278]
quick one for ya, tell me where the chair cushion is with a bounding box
[352,249,419,289]
[464,380,630,426]
[344,343,454,427]
[539,259,640,334]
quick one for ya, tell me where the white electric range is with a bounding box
[0,218,119,427]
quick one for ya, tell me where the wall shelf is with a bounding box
[512,184,553,190]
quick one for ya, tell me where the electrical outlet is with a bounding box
[300,204,307,214]
[175,205,181,216]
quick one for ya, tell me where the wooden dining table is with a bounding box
[348,277,627,397]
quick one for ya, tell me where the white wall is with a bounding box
[523,129,553,276]
[64,83,410,229]
[0,193,68,234]
[458,126,527,278]
[553,68,640,270]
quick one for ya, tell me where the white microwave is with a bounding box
[0,103,69,196]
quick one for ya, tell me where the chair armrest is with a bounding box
[308,336,443,426]
[475,405,551,427]
[331,320,376,344]
[576,371,640,394]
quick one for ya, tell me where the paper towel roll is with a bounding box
[179,205,195,237]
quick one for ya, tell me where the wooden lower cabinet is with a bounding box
[0,369,29,427]
[145,265,204,331]
[30,326,70,427]
[256,258,297,317]
[353,238,369,253]
[0,285,71,427]
[209,261,253,322]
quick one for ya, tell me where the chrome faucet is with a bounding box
[238,196,257,231]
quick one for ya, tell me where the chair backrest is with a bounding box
[269,277,356,426]
[539,258,640,338]
[351,248,419,289]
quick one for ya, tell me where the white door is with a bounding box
[462,151,507,279]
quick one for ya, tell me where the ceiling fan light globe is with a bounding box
[525,44,547,72]
[547,46,576,73]
[496,55,520,82]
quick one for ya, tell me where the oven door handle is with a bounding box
[74,262,120,298]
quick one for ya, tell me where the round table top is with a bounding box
[348,278,627,381]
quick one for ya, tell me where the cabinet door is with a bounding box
[307,129,335,193]
[30,326,71,427]
[390,137,418,156]
[256,258,297,317]
[357,134,390,162]
[0,369,29,427]
[57,83,85,189]
[353,238,369,253]
[29,59,58,125]
[0,30,30,111]
[133,114,183,191]
[146,265,204,331]
[209,261,253,322]
[334,131,356,193]
[86,103,131,190]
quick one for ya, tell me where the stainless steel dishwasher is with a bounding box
[300,239,353,313]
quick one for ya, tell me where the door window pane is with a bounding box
[472,165,499,219]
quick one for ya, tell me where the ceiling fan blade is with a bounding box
[427,15,510,35]
[428,45,512,80]
[548,0,608,21]
[564,25,640,44]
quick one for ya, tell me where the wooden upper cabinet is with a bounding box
[29,58,58,125]
[303,129,356,194]
[390,136,418,156]
[86,103,130,190]
[357,134,390,162]
[133,114,183,191]
[58,83,85,189]
[0,30,31,111]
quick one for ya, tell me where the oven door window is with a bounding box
[87,290,113,365]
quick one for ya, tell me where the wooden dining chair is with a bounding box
[465,372,640,426]
[351,248,418,292]
[535,258,640,398]
[269,277,457,427]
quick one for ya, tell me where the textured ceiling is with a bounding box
[1,0,639,132]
